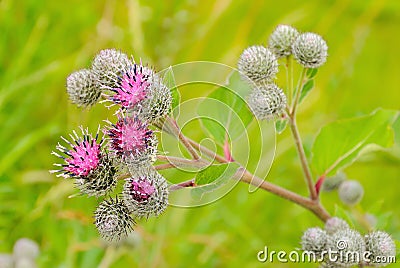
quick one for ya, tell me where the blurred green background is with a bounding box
[1,0,399,267]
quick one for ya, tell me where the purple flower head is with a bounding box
[122,170,169,218]
[110,64,150,109]
[52,127,103,178]
[107,116,155,159]
[52,127,117,197]
[129,177,156,202]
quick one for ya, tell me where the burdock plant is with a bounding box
[51,24,398,266]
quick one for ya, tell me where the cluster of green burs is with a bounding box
[237,24,328,120]
[301,217,396,267]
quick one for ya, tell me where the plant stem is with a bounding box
[285,56,294,105]
[187,138,229,163]
[170,179,196,191]
[286,66,318,200]
[156,154,208,169]
[162,116,328,220]
[290,67,307,116]
[154,163,175,170]
[167,164,330,221]
[165,116,200,160]
[288,116,318,200]
[237,167,330,221]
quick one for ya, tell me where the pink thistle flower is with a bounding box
[52,127,102,178]
[128,177,156,202]
[107,116,157,164]
[51,127,117,196]
[110,64,150,109]
[122,170,169,218]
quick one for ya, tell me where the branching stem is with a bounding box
[156,154,208,169]
[165,116,200,160]
[238,167,330,222]
[165,129,330,221]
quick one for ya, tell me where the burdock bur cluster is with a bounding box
[51,49,171,242]
[238,24,328,120]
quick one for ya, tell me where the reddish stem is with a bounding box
[170,179,196,191]
[315,175,326,195]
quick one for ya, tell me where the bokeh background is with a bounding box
[1,0,399,267]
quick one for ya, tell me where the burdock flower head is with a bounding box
[107,115,158,169]
[292,32,328,68]
[108,64,172,124]
[94,197,135,242]
[51,127,117,197]
[327,229,366,267]
[109,63,150,109]
[66,69,101,107]
[122,169,169,219]
[268,24,299,58]
[238,45,278,85]
[301,227,328,256]
[92,48,132,88]
[247,83,287,120]
[324,217,350,235]
[135,71,172,124]
[364,231,396,267]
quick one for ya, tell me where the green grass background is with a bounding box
[0,0,399,267]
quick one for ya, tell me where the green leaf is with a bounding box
[375,212,392,230]
[197,71,253,144]
[275,119,288,134]
[299,79,314,103]
[225,71,252,97]
[312,109,399,176]
[163,66,180,116]
[192,162,240,199]
[195,162,240,185]
[306,68,318,79]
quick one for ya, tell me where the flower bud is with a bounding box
[301,227,328,256]
[247,83,287,120]
[325,217,350,235]
[322,172,346,192]
[94,197,135,242]
[92,49,132,88]
[137,70,172,124]
[292,32,328,68]
[338,180,364,206]
[12,238,39,260]
[327,229,365,267]
[268,24,299,58]
[66,69,101,107]
[364,231,396,267]
[238,45,278,84]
